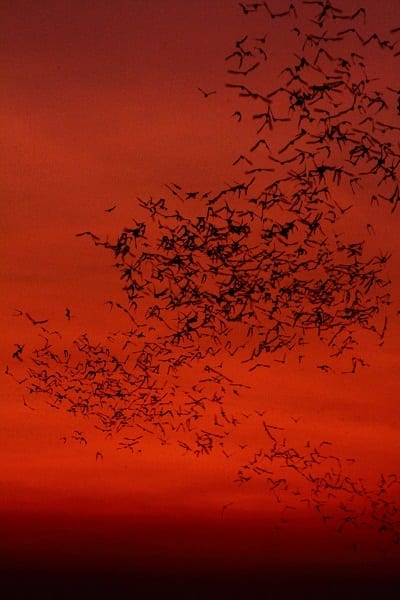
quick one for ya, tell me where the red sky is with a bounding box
[1,0,400,595]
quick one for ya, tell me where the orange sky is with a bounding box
[2,0,400,594]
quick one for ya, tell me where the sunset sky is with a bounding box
[2,0,400,596]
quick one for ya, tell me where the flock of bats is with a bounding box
[7,1,400,557]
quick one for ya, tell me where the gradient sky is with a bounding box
[2,0,400,592]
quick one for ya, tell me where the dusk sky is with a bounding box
[2,1,400,596]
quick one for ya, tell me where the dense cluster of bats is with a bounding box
[7,1,400,554]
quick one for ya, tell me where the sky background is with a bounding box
[2,0,400,595]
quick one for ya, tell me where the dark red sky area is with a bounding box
[1,0,400,596]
